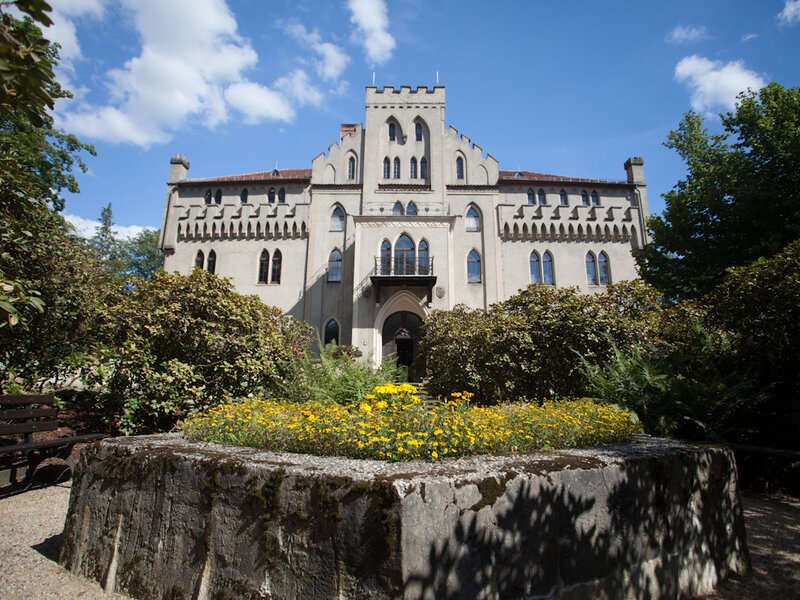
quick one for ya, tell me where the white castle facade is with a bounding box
[160,86,649,371]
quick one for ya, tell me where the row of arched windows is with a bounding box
[388,122,425,142]
[258,250,282,284]
[383,157,428,180]
[526,250,611,286]
[195,249,216,273]
[203,187,287,205]
[380,234,430,275]
[392,201,419,216]
[526,188,601,207]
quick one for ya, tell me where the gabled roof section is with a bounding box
[498,170,627,186]
[181,169,312,185]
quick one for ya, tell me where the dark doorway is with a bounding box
[381,311,423,381]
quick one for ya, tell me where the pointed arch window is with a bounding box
[383,157,390,179]
[466,206,481,232]
[598,251,610,284]
[271,250,282,284]
[393,157,400,179]
[410,157,417,179]
[207,250,216,274]
[539,189,547,205]
[415,122,422,141]
[330,206,345,231]
[348,156,356,180]
[393,201,404,216]
[240,188,248,203]
[418,240,429,275]
[586,252,598,285]
[278,188,286,203]
[324,319,340,346]
[560,190,568,206]
[328,249,342,282]
[388,122,396,141]
[527,189,535,205]
[456,156,464,180]
[591,191,600,206]
[420,157,428,179]
[406,201,418,216]
[195,250,205,269]
[467,250,482,283]
[542,251,554,285]
[204,190,212,205]
[380,240,391,275]
[581,191,589,206]
[268,188,275,203]
[258,250,269,283]
[394,234,415,275]
[530,251,541,283]
[214,189,222,204]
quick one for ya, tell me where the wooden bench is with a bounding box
[0,394,105,486]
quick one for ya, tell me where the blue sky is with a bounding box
[33,0,800,238]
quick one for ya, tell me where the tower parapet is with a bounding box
[365,85,445,106]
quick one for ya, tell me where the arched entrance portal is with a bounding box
[381,311,423,381]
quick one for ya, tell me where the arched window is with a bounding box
[388,122,396,141]
[591,191,600,206]
[348,156,356,180]
[328,249,342,282]
[330,206,345,231]
[393,157,400,179]
[420,157,428,179]
[240,188,248,203]
[586,252,598,285]
[204,190,212,204]
[530,251,541,283]
[268,188,275,203]
[559,190,568,206]
[207,250,216,274]
[380,239,391,274]
[324,319,340,346]
[394,234,415,275]
[271,249,282,284]
[598,251,610,285]
[539,189,547,205]
[527,189,535,205]
[195,250,204,269]
[418,239,429,275]
[258,250,269,283]
[406,201,418,216]
[278,188,286,203]
[456,156,464,180]
[214,189,222,204]
[581,191,589,206]
[466,206,481,232]
[542,251,554,285]
[383,157,390,179]
[393,201,404,216]
[415,122,422,141]
[410,157,417,179]
[467,250,482,283]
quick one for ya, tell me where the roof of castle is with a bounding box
[497,170,627,186]
[181,169,312,185]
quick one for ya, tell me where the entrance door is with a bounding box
[381,311,423,381]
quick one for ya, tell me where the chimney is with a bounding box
[340,124,357,140]
[168,153,190,184]
[623,157,645,185]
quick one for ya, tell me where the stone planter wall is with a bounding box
[60,434,749,600]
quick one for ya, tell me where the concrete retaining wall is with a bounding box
[59,434,749,600]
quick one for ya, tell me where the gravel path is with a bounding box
[0,476,797,599]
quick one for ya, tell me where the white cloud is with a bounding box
[286,23,350,81]
[741,33,759,42]
[674,55,766,113]
[63,213,153,240]
[779,0,800,24]
[347,0,395,66]
[275,69,324,107]
[224,81,295,124]
[666,25,710,44]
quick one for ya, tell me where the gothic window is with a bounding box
[195,250,204,269]
[389,122,396,141]
[268,188,275,203]
[204,189,212,204]
[415,122,422,141]
[542,251,554,284]
[348,156,356,180]
[467,250,482,283]
[560,190,568,206]
[591,191,600,206]
[410,157,417,179]
[406,201,418,216]
[324,319,340,346]
[380,240,391,274]
[271,250,282,284]
[278,187,286,203]
[466,206,481,232]
[456,156,464,180]
[527,189,535,205]
[240,188,248,203]
[207,250,216,274]
[418,239,429,275]
[393,201,404,216]
[214,189,222,204]
[598,251,610,284]
[420,157,428,179]
[530,251,541,284]
[258,250,269,283]
[330,206,345,231]
[393,157,400,179]
[581,190,589,206]
[395,234,415,275]
[539,189,547,205]
[383,157,390,179]
[586,252,598,285]
[328,249,342,282]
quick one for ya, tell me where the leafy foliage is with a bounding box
[118,228,163,280]
[637,83,800,299]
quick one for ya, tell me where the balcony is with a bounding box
[369,256,437,304]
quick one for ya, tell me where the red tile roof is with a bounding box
[498,170,626,185]
[182,169,312,184]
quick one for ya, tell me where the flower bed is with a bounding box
[182,383,639,461]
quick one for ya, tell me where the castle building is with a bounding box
[160,86,649,371]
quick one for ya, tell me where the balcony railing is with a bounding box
[373,256,433,277]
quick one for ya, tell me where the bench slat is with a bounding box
[0,420,60,436]
[0,407,58,420]
[0,394,56,406]
[0,433,105,455]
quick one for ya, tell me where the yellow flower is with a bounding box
[359,403,372,413]
[431,451,438,459]
[365,394,376,400]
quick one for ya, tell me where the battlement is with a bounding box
[366,85,445,105]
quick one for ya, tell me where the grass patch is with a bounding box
[182,384,640,462]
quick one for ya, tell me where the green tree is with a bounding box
[636,83,800,299]
[86,203,122,271]
[118,228,163,280]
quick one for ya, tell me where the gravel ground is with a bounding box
[0,474,797,599]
